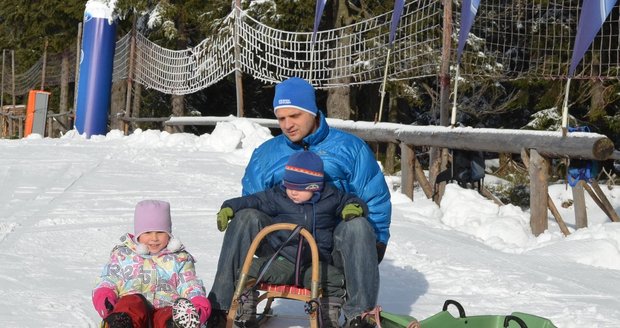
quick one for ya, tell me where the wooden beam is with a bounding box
[400,143,414,200]
[414,156,433,200]
[522,149,570,236]
[164,116,615,160]
[480,187,505,207]
[572,180,588,229]
[528,149,549,236]
[589,180,620,222]
[546,192,570,236]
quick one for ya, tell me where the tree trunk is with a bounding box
[167,94,184,133]
[588,55,606,122]
[385,93,399,174]
[131,83,142,132]
[326,0,352,119]
[109,81,126,131]
[57,50,70,135]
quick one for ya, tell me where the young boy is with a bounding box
[92,200,211,328]
[215,151,368,328]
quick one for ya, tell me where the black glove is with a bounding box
[376,242,387,264]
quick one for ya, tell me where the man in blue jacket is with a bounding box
[208,77,391,328]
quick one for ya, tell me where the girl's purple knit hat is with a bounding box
[134,200,172,239]
[283,151,324,191]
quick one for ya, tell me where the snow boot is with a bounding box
[104,312,133,328]
[172,297,200,328]
[207,309,228,328]
[319,297,343,328]
[346,315,376,328]
[234,289,258,328]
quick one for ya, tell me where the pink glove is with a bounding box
[92,287,118,318]
[190,296,212,325]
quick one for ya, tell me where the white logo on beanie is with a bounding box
[278,99,292,105]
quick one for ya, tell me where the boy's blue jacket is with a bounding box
[242,112,391,245]
[222,184,368,264]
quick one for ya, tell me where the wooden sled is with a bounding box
[226,223,321,328]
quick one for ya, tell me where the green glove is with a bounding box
[341,203,363,221]
[216,207,234,232]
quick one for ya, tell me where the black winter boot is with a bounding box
[233,289,258,328]
[346,315,376,328]
[207,309,228,328]
[319,297,343,328]
[104,312,133,328]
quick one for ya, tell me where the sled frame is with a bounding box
[226,223,321,328]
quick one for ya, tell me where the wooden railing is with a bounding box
[163,115,617,236]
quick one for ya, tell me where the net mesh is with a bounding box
[2,1,620,97]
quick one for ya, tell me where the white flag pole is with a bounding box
[377,47,392,123]
[451,65,460,127]
[561,78,571,137]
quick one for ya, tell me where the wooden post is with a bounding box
[1,49,5,109]
[546,192,570,236]
[41,38,48,90]
[528,149,549,235]
[47,117,53,137]
[572,180,588,228]
[400,142,415,200]
[481,187,504,206]
[73,23,82,119]
[18,116,23,138]
[415,156,433,199]
[589,180,620,222]
[521,148,570,236]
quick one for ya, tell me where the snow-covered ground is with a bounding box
[0,120,618,327]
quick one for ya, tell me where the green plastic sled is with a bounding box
[418,300,557,328]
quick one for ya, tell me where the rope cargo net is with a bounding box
[2,1,620,97]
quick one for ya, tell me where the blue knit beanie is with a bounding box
[273,77,319,116]
[283,151,324,191]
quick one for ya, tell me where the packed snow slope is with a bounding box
[0,121,618,327]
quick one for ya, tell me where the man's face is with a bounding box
[275,107,318,143]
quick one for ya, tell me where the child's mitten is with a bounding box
[216,207,234,231]
[190,295,212,325]
[92,287,118,318]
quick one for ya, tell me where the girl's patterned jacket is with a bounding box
[94,233,206,308]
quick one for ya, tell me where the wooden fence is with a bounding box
[161,116,618,237]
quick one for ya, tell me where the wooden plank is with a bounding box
[400,142,414,200]
[572,180,588,229]
[414,156,433,200]
[528,149,549,236]
[522,149,570,236]
[589,180,620,222]
[164,116,615,160]
[480,187,504,206]
[582,183,615,222]
[546,192,570,236]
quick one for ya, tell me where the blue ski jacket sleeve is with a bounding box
[241,113,392,244]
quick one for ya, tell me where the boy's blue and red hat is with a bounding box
[273,77,319,116]
[283,151,324,191]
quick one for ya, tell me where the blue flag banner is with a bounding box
[312,0,327,45]
[568,0,617,76]
[389,0,405,46]
[456,0,480,64]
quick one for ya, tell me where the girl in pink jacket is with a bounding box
[92,200,211,328]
